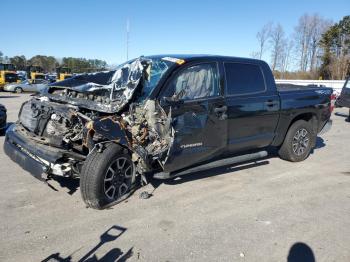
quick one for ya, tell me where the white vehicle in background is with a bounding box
[4,79,49,93]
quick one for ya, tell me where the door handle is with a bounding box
[214,105,227,120]
[214,105,227,114]
[265,100,278,107]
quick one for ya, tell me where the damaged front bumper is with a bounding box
[4,124,85,180]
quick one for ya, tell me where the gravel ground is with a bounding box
[0,92,349,262]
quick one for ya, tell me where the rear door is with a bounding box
[338,78,350,108]
[32,79,46,92]
[223,62,280,152]
[159,61,227,173]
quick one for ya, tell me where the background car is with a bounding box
[3,79,49,93]
[0,104,7,134]
[45,74,57,83]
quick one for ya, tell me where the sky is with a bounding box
[1,0,349,65]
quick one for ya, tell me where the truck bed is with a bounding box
[276,83,329,92]
[276,84,325,92]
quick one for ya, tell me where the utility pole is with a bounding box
[126,18,130,61]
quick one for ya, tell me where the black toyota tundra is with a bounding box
[4,55,333,209]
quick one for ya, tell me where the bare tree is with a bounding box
[269,23,285,71]
[294,14,312,71]
[308,15,332,71]
[249,51,260,59]
[280,40,294,77]
[256,22,272,60]
[294,14,331,72]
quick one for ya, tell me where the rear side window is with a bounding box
[224,63,265,96]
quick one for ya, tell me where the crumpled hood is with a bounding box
[49,71,115,92]
[41,57,151,113]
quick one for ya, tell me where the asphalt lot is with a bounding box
[0,92,349,262]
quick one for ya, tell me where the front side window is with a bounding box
[5,73,18,83]
[35,74,45,80]
[224,63,265,96]
[34,79,45,84]
[164,63,219,100]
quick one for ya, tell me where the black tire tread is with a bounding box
[15,87,23,93]
[278,120,315,162]
[80,143,124,209]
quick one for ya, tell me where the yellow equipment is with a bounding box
[26,65,45,82]
[56,67,72,81]
[0,63,20,89]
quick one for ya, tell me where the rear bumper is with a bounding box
[4,124,84,179]
[318,119,332,136]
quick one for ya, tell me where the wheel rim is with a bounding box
[103,157,133,201]
[292,128,310,156]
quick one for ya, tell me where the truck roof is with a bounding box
[146,54,266,64]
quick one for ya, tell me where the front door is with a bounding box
[159,62,227,173]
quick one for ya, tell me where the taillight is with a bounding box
[330,93,336,113]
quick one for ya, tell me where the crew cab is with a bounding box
[4,55,333,209]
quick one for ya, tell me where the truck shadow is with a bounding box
[41,225,133,262]
[46,139,325,197]
[314,136,326,150]
[334,111,348,118]
[151,159,270,187]
[334,111,350,122]
[150,138,325,189]
[0,95,20,99]
[46,176,80,195]
[45,160,270,199]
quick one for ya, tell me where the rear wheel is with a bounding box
[278,120,316,162]
[80,143,136,209]
[14,87,23,93]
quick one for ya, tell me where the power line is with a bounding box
[126,18,130,61]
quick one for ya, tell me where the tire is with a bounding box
[80,143,136,209]
[14,87,23,93]
[278,120,316,162]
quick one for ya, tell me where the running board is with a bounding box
[153,150,268,180]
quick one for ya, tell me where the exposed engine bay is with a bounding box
[16,57,175,177]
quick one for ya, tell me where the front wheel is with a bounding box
[80,143,136,209]
[278,120,316,162]
[14,87,23,93]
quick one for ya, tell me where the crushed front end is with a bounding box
[4,57,175,181]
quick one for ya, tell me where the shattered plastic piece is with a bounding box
[161,56,185,65]
[139,191,151,199]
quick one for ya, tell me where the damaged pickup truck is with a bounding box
[4,55,333,209]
